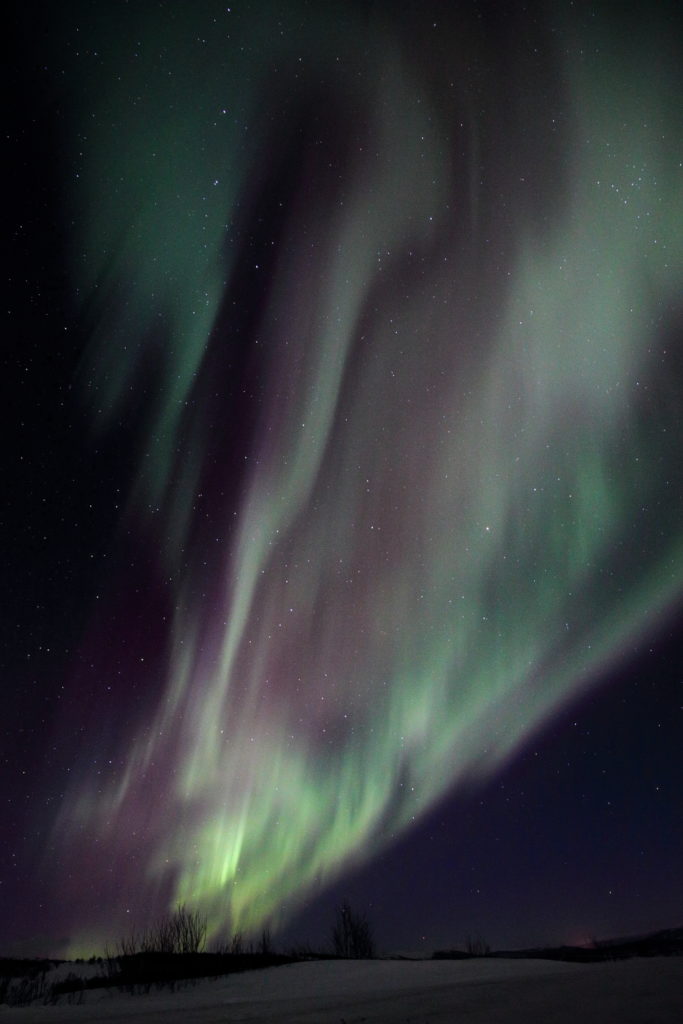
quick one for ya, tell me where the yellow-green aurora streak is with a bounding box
[55,2,682,949]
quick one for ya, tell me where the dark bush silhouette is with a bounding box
[465,934,491,957]
[107,903,207,960]
[331,900,375,959]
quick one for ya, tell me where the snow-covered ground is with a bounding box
[2,956,681,1022]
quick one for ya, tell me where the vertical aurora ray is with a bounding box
[53,2,682,946]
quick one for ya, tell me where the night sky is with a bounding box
[4,0,682,959]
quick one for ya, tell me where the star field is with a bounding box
[3,0,682,958]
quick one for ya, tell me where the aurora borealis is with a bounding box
[5,1,683,957]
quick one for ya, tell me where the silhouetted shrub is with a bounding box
[331,900,375,958]
[465,934,491,957]
[109,903,207,960]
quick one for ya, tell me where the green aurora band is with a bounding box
[54,3,682,947]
